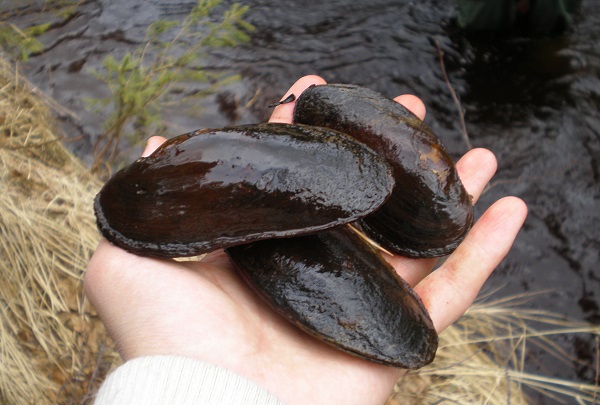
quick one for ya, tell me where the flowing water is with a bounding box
[6,0,600,402]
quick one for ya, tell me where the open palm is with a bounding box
[85,75,527,404]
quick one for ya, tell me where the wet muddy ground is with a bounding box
[5,0,600,402]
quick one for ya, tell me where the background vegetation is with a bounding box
[87,0,254,171]
[1,0,254,171]
[0,0,79,61]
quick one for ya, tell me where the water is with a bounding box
[6,0,599,401]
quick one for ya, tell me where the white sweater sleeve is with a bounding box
[93,355,284,405]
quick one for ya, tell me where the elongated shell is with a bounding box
[226,227,438,369]
[293,83,474,258]
[94,123,394,258]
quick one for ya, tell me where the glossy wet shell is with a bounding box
[94,123,394,258]
[293,83,474,258]
[226,227,438,369]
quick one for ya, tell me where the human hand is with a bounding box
[85,75,527,405]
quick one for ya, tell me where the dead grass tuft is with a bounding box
[391,292,600,404]
[0,56,119,404]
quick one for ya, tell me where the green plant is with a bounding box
[89,0,254,171]
[0,23,48,61]
[0,1,79,61]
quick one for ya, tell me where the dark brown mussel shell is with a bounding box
[226,227,438,368]
[94,123,394,258]
[293,84,474,258]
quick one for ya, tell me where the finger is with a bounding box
[269,75,327,124]
[393,94,426,120]
[386,147,498,286]
[414,196,528,333]
[455,148,498,205]
[142,136,168,157]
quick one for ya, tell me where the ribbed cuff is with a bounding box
[93,355,284,404]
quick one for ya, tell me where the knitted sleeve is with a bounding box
[93,355,284,405]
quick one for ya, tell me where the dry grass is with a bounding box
[391,292,600,404]
[0,55,598,404]
[0,56,119,404]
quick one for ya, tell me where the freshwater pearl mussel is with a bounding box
[294,83,474,258]
[94,122,395,258]
[94,84,474,369]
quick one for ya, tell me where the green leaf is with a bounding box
[147,20,180,40]
[24,23,52,37]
